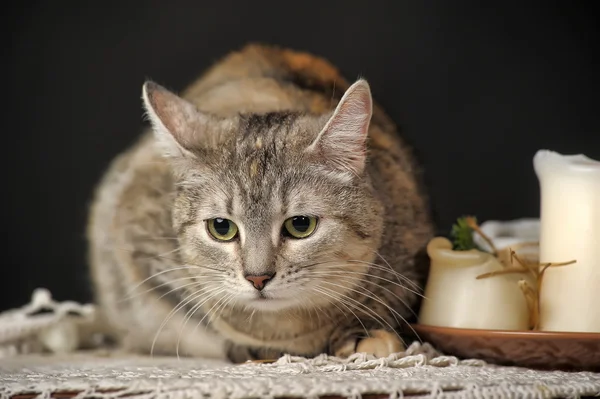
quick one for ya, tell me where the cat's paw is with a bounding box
[333,329,404,358]
[333,337,359,358]
[355,329,404,358]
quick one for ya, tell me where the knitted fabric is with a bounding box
[1,289,599,399]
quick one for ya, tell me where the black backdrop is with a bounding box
[4,1,599,311]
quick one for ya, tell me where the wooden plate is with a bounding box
[411,323,600,371]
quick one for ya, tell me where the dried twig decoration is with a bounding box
[469,219,576,330]
[478,252,575,329]
[465,216,498,256]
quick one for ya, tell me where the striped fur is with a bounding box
[87,44,434,362]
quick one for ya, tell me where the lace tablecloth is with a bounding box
[1,289,599,399]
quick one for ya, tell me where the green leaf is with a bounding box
[450,216,479,251]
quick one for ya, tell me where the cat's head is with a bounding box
[142,79,384,312]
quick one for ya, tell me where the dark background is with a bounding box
[4,1,599,311]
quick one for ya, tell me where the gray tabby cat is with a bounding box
[87,44,434,362]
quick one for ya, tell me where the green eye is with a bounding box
[283,216,318,239]
[207,218,238,241]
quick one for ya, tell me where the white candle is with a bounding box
[419,237,533,330]
[474,218,540,265]
[474,219,540,250]
[534,150,600,333]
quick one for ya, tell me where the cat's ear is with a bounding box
[307,79,373,176]
[142,81,205,158]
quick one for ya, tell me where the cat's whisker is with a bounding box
[324,290,397,343]
[120,277,202,302]
[311,297,323,326]
[205,292,233,326]
[155,281,207,302]
[319,278,402,328]
[217,293,237,320]
[308,271,417,319]
[150,286,214,357]
[317,285,404,346]
[228,296,239,317]
[177,284,227,331]
[307,262,425,300]
[314,286,374,340]
[113,245,183,263]
[175,286,226,360]
[120,271,223,302]
[141,236,179,241]
[108,245,178,260]
[300,288,315,326]
[372,251,423,292]
[111,245,224,273]
[310,260,424,298]
[209,292,237,327]
[217,295,239,331]
[346,260,421,291]
[310,265,425,306]
[298,286,343,323]
[290,258,341,269]
[246,308,257,324]
[153,247,183,258]
[189,288,233,342]
[311,286,369,339]
[319,278,416,341]
[125,266,205,297]
[151,253,223,272]
[151,285,220,357]
[299,293,317,324]
[300,257,397,275]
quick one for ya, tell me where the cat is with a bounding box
[87,43,434,362]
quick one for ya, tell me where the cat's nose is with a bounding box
[245,273,275,291]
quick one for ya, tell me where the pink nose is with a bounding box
[245,274,274,291]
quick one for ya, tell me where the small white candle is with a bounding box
[534,150,600,333]
[474,219,540,251]
[419,237,533,330]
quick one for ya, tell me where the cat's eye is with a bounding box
[283,216,318,239]
[207,218,239,241]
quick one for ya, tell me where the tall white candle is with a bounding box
[534,150,600,333]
